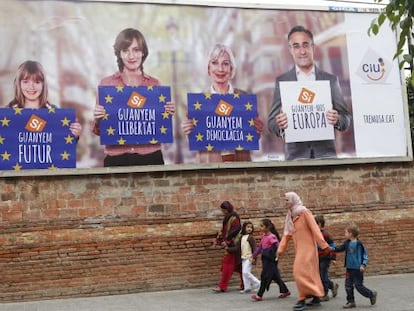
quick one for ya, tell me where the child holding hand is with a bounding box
[251,218,290,301]
[239,221,261,293]
[332,222,377,308]
[315,215,339,301]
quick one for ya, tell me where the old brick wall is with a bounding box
[1,162,413,302]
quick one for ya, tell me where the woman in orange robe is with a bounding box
[277,192,330,311]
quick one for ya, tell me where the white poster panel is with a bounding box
[280,81,334,143]
[345,13,407,157]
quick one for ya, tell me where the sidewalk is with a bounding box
[0,273,413,311]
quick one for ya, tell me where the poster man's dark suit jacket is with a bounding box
[268,66,352,160]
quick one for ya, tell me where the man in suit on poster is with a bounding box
[268,25,352,160]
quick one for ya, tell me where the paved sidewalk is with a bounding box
[0,273,413,311]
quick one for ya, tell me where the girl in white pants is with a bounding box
[240,221,261,293]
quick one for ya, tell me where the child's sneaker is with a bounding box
[343,302,356,308]
[370,291,377,305]
[306,297,321,306]
[320,295,330,301]
[332,283,339,297]
[251,295,263,301]
[240,289,251,294]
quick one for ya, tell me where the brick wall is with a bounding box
[1,162,413,302]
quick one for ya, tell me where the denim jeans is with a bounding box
[319,259,334,295]
[345,269,374,303]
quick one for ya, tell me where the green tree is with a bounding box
[369,0,414,147]
[369,0,414,83]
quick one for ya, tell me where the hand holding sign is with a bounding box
[275,110,288,131]
[326,109,339,126]
[98,86,173,145]
[279,81,334,143]
[0,108,77,170]
[187,93,259,151]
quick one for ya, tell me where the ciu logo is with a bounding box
[127,91,147,108]
[25,114,47,132]
[362,57,386,81]
[298,87,316,104]
[215,99,234,116]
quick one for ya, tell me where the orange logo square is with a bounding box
[215,100,233,116]
[298,87,316,104]
[25,114,47,132]
[127,91,147,108]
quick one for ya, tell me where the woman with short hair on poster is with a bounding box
[93,28,175,167]
[181,43,263,163]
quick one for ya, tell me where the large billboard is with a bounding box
[0,0,411,176]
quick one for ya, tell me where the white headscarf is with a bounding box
[283,191,308,236]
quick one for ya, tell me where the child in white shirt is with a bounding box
[239,221,261,293]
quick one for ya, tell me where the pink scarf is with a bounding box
[283,192,307,236]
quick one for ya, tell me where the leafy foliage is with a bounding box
[407,76,414,149]
[369,0,414,146]
[368,0,414,86]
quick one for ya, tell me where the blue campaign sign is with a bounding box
[0,107,77,170]
[98,86,173,145]
[187,93,259,151]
